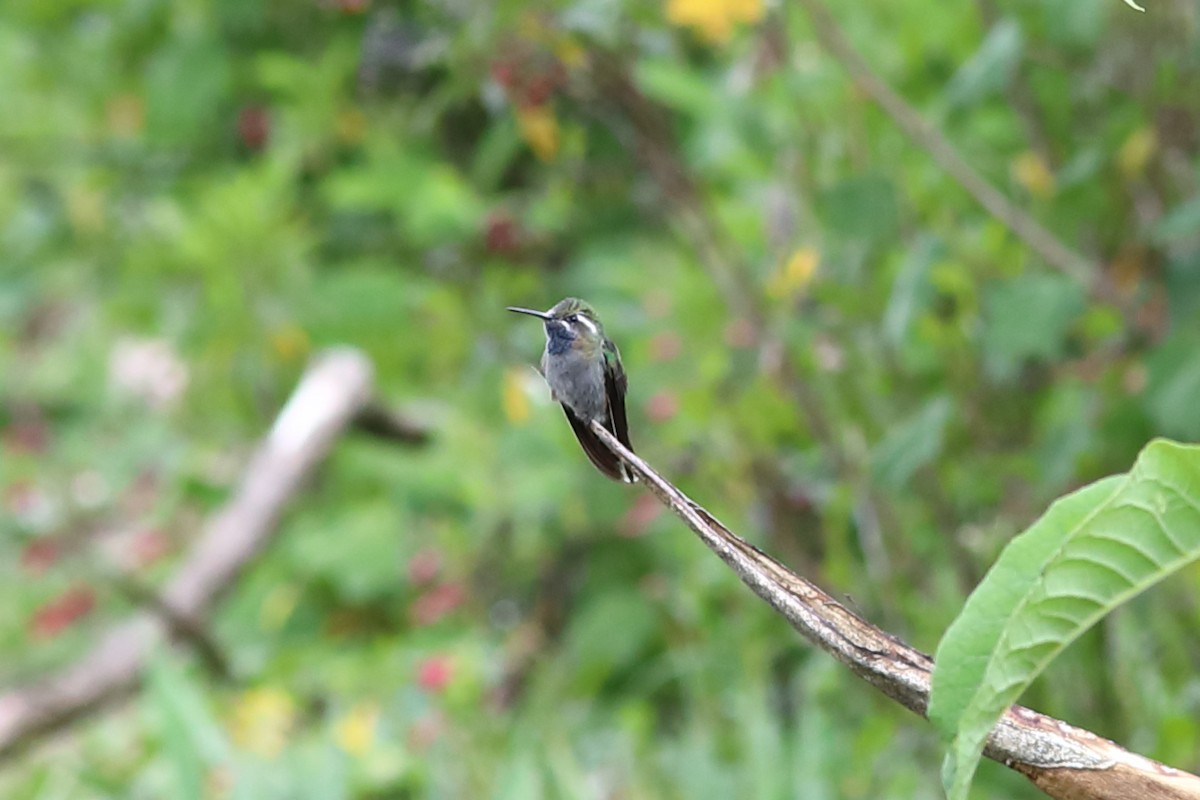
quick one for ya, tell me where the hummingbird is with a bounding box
[507,298,635,482]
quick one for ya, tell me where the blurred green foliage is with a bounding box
[1,0,1199,797]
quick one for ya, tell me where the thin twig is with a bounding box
[0,348,374,761]
[590,419,1200,800]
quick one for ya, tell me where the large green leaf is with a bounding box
[930,440,1200,800]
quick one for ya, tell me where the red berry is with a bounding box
[484,212,521,255]
[409,582,465,627]
[20,539,61,575]
[649,332,683,363]
[522,75,555,107]
[131,528,171,567]
[490,61,518,89]
[724,318,757,348]
[645,391,679,423]
[407,547,443,586]
[31,586,96,638]
[236,106,270,151]
[620,493,663,538]
[2,419,49,454]
[416,655,454,693]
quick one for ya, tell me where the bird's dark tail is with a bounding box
[562,407,635,482]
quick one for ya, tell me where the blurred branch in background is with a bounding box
[107,574,232,682]
[791,0,1115,302]
[0,349,377,761]
[590,421,1200,800]
[353,402,432,446]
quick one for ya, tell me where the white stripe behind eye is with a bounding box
[576,316,599,336]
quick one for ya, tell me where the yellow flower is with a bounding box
[334,703,379,756]
[259,584,300,630]
[502,367,532,424]
[1011,151,1055,198]
[269,324,310,362]
[666,0,765,43]
[336,107,367,145]
[230,687,296,758]
[65,183,106,234]
[1118,127,1156,179]
[106,93,144,138]
[555,37,587,69]
[516,105,560,161]
[767,247,819,299]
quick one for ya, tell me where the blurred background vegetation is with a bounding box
[2,0,1199,796]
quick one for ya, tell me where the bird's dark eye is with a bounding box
[568,314,578,323]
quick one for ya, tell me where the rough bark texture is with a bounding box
[590,421,1200,800]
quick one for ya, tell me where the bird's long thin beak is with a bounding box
[506,306,552,320]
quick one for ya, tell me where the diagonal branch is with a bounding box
[0,348,375,762]
[792,0,1115,302]
[590,420,1200,800]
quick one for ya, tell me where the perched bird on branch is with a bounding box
[508,298,635,482]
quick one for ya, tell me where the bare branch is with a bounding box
[0,348,374,761]
[590,420,1200,800]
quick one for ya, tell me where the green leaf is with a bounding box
[286,500,405,603]
[493,751,544,800]
[1039,0,1110,49]
[942,21,1023,110]
[636,58,718,118]
[1034,382,1096,491]
[144,650,232,800]
[1165,252,1200,322]
[324,143,485,248]
[871,395,953,489]
[470,113,523,191]
[566,590,658,692]
[930,439,1200,800]
[816,175,899,242]
[883,235,941,346]
[981,273,1085,380]
[145,37,232,147]
[1152,196,1200,244]
[1145,331,1200,441]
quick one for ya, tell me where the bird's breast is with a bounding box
[543,352,607,422]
